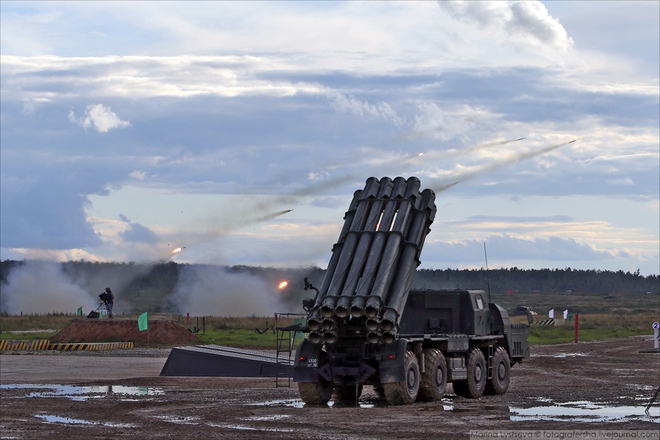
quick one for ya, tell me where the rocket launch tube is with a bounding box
[322,317,337,331]
[334,296,353,318]
[324,330,338,344]
[325,177,380,298]
[367,331,381,344]
[339,177,393,299]
[308,331,323,344]
[304,176,437,347]
[317,190,362,301]
[354,177,420,303]
[381,189,437,334]
[366,177,421,302]
[307,309,322,331]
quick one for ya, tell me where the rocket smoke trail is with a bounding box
[422,137,526,161]
[435,181,461,193]
[163,137,564,251]
[429,139,577,193]
[251,209,293,223]
[220,137,531,224]
[253,138,526,211]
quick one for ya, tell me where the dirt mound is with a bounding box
[51,319,199,345]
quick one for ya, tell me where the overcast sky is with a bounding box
[1,1,658,275]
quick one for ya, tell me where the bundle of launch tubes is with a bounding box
[306,176,437,345]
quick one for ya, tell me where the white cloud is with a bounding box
[129,170,148,180]
[69,103,131,133]
[0,1,657,276]
[329,92,402,125]
[607,178,634,186]
[438,0,574,52]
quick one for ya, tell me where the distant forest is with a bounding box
[1,260,657,307]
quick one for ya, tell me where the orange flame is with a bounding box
[171,247,184,254]
[278,281,289,289]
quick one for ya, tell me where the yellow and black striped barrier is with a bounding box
[0,340,51,351]
[49,342,134,351]
[0,340,133,351]
[536,319,556,326]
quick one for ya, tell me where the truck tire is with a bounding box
[333,385,363,404]
[383,351,420,405]
[298,380,333,405]
[418,348,447,402]
[485,346,510,395]
[453,348,486,398]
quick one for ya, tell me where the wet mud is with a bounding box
[1,336,658,439]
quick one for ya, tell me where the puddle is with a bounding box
[549,353,587,358]
[243,415,291,421]
[36,415,94,425]
[35,414,134,428]
[511,399,660,423]
[1,384,164,401]
[152,415,201,424]
[255,397,451,409]
[207,423,295,432]
[252,398,305,408]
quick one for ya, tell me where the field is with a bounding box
[2,312,659,349]
[1,337,658,439]
[3,289,659,347]
[2,291,659,438]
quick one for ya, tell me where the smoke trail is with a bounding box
[153,137,535,257]
[434,181,461,193]
[250,209,293,223]
[429,139,576,193]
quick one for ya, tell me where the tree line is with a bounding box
[1,259,657,297]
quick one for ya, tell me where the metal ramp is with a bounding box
[160,344,293,378]
[275,319,306,387]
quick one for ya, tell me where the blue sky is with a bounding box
[1,1,659,275]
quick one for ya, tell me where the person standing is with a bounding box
[100,287,115,318]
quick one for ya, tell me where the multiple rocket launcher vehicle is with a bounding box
[293,176,530,405]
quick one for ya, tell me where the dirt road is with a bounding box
[1,337,658,439]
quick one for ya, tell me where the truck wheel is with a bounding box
[454,348,486,398]
[383,351,420,405]
[418,349,447,402]
[485,346,510,395]
[333,385,363,404]
[298,380,333,405]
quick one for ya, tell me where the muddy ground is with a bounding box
[1,336,658,439]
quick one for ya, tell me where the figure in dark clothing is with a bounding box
[99,287,115,318]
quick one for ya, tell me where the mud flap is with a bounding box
[377,339,409,384]
[293,339,327,383]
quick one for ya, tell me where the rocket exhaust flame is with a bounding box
[278,280,289,289]
[171,246,186,255]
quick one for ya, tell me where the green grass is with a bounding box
[523,313,658,345]
[489,290,658,315]
[183,316,304,349]
[0,331,59,341]
[2,312,657,348]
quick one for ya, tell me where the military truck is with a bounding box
[293,176,530,405]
